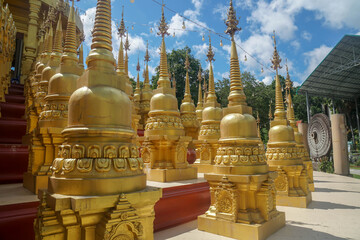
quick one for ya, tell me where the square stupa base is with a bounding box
[198,211,285,240]
[145,167,197,182]
[276,192,312,208]
[309,183,315,192]
[23,172,48,194]
[192,163,214,173]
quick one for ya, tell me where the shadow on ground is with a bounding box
[308,200,360,210]
[269,224,351,240]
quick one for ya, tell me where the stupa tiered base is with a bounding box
[192,163,214,173]
[145,165,197,182]
[23,172,48,194]
[36,187,162,240]
[276,192,312,208]
[198,212,285,240]
[309,183,315,192]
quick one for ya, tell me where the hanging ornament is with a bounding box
[261,67,264,73]
[173,32,175,37]
[182,20,186,30]
[244,55,247,61]
[202,34,205,41]
[130,0,135,2]
[131,25,134,30]
[150,28,153,33]
[220,39,223,46]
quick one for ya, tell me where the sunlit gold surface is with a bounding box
[35,1,161,239]
[141,6,196,182]
[266,32,312,207]
[180,52,200,147]
[193,36,222,173]
[198,2,285,239]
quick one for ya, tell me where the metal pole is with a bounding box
[306,91,310,123]
[355,97,360,143]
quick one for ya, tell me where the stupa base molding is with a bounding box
[36,186,162,240]
[192,162,214,173]
[23,172,49,194]
[197,211,285,240]
[276,192,312,208]
[145,167,197,182]
[309,183,315,192]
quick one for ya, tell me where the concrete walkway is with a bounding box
[155,171,360,240]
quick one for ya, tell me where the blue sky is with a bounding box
[76,0,360,87]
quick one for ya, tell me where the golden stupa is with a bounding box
[193,36,222,173]
[285,64,315,192]
[180,52,200,147]
[35,0,161,239]
[195,66,204,122]
[266,31,312,208]
[23,14,62,193]
[0,2,16,117]
[139,42,153,130]
[141,5,197,182]
[198,2,285,239]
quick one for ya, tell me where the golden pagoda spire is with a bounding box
[182,51,192,103]
[203,75,207,103]
[125,30,130,75]
[78,43,84,69]
[44,25,53,58]
[117,38,126,74]
[156,4,171,89]
[135,55,141,96]
[63,1,77,58]
[257,111,261,138]
[285,63,296,129]
[206,36,218,104]
[271,31,286,121]
[268,100,273,120]
[53,14,63,54]
[224,2,246,107]
[197,65,203,107]
[144,41,151,87]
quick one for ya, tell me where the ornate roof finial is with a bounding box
[206,39,218,105]
[158,3,170,38]
[206,35,215,63]
[271,30,282,72]
[136,55,140,72]
[124,30,130,52]
[225,0,241,39]
[135,55,141,95]
[117,5,126,38]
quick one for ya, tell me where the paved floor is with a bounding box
[155,171,360,240]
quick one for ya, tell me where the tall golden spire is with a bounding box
[206,36,217,104]
[182,51,192,103]
[285,59,292,99]
[63,1,77,58]
[268,100,273,120]
[45,25,54,55]
[117,38,126,74]
[225,3,246,107]
[271,31,286,121]
[144,41,151,87]
[203,75,208,103]
[285,63,296,128]
[135,56,141,94]
[197,65,203,107]
[53,14,63,54]
[124,30,130,75]
[78,44,84,69]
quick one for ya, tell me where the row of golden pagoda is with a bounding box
[0,0,16,118]
[1,0,316,238]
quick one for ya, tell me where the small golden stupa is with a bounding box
[195,66,204,122]
[134,56,142,125]
[193,36,222,173]
[180,52,200,146]
[266,31,312,208]
[285,64,314,192]
[23,14,64,193]
[139,42,153,129]
[35,1,161,239]
[198,1,285,238]
[141,5,197,182]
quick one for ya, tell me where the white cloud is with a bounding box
[262,75,273,85]
[291,40,300,51]
[302,31,312,41]
[303,44,332,81]
[192,43,219,60]
[80,7,96,47]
